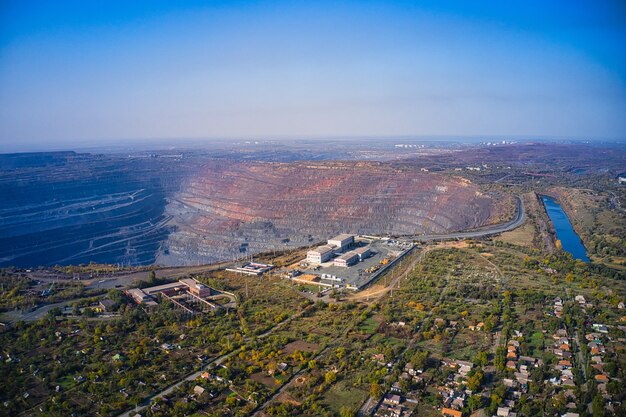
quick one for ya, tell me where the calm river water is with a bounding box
[541,196,590,262]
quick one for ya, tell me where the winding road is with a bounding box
[405,196,525,241]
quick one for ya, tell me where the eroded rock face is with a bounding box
[159,161,499,265]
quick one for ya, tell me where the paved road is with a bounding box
[406,196,525,241]
[84,263,233,291]
[3,297,98,324]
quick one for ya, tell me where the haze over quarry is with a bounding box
[1,0,626,150]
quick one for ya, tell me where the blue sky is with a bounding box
[0,0,625,149]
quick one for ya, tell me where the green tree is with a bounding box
[411,350,429,370]
[468,395,483,411]
[370,382,382,398]
[494,346,506,372]
[340,406,356,417]
[592,394,605,417]
[324,371,337,384]
[475,351,488,367]
[467,370,484,391]
[336,347,346,359]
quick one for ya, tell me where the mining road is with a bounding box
[410,196,525,241]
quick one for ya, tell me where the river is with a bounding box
[541,196,590,262]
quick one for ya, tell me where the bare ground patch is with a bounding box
[250,372,280,389]
[283,340,319,354]
[275,391,302,406]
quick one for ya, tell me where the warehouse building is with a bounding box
[327,234,355,251]
[353,246,371,261]
[126,288,158,307]
[307,245,335,264]
[334,251,359,267]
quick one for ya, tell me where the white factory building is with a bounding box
[334,251,359,267]
[307,245,336,264]
[306,234,361,265]
[334,246,371,267]
[327,234,355,251]
[306,234,354,264]
[353,246,371,261]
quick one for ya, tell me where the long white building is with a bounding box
[327,234,354,251]
[307,245,335,264]
[353,246,371,261]
[334,251,359,267]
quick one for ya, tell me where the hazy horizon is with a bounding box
[2,135,626,155]
[1,1,626,151]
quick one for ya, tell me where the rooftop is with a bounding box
[336,251,359,261]
[328,234,355,242]
[353,245,371,254]
[308,245,336,255]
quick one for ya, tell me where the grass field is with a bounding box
[357,316,380,334]
[323,380,367,414]
[496,222,536,247]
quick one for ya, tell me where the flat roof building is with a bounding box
[126,288,158,307]
[226,262,274,276]
[307,245,335,264]
[353,246,371,261]
[143,281,184,296]
[179,278,212,298]
[327,234,355,251]
[334,251,359,267]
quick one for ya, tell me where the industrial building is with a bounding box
[306,234,356,265]
[226,262,274,276]
[327,234,355,251]
[306,245,335,264]
[125,277,235,314]
[295,237,416,291]
[179,278,212,297]
[334,251,359,267]
[332,245,371,267]
[126,288,158,308]
[353,245,371,261]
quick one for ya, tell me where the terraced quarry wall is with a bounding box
[1,153,509,267]
[0,153,184,267]
[160,161,504,265]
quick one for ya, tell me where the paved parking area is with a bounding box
[299,239,412,288]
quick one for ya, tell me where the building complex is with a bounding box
[125,277,236,314]
[306,234,358,264]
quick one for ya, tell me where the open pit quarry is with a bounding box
[0,152,183,267]
[158,160,506,265]
[0,152,511,267]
